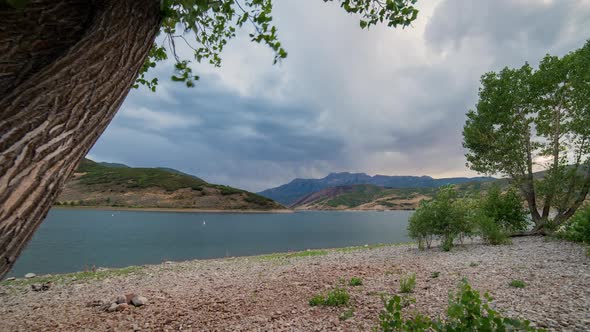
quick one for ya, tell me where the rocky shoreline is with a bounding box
[0,237,589,331]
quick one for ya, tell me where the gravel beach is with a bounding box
[1,237,589,331]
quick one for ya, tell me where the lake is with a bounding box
[6,209,412,278]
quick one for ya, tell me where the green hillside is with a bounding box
[57,159,284,210]
[77,159,207,191]
[293,181,501,210]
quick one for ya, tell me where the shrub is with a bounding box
[399,273,416,293]
[441,237,454,252]
[430,271,440,278]
[408,186,470,251]
[378,295,432,331]
[469,262,479,267]
[349,277,363,286]
[378,280,542,332]
[408,200,435,250]
[309,288,349,307]
[556,204,590,243]
[477,214,511,245]
[479,185,528,233]
[509,279,526,288]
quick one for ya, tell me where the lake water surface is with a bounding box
[7,209,412,278]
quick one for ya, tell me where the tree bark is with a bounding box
[0,0,161,278]
[523,131,541,224]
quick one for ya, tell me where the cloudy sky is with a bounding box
[88,0,590,192]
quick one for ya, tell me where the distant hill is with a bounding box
[97,161,129,168]
[291,181,497,211]
[259,172,495,206]
[56,159,285,211]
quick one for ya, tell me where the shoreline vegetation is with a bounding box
[1,237,588,330]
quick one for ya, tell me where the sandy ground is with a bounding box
[1,237,589,331]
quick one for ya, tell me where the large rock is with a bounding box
[24,273,36,279]
[131,295,148,307]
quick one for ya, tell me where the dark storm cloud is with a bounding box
[89,0,590,191]
[426,0,590,66]
[90,71,346,189]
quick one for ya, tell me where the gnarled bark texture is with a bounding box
[0,0,161,277]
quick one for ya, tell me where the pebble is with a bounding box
[116,303,129,311]
[124,293,136,304]
[115,294,127,304]
[107,303,118,313]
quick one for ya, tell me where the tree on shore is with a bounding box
[0,0,419,277]
[463,41,590,234]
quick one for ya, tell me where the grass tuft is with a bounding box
[399,273,416,293]
[309,288,350,307]
[509,279,526,288]
[349,277,363,286]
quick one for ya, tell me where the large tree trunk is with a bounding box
[0,0,161,278]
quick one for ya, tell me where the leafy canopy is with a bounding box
[136,0,419,91]
[463,40,590,227]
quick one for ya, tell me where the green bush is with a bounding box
[477,214,511,245]
[430,271,440,278]
[399,273,416,293]
[378,295,432,331]
[309,288,349,307]
[441,237,454,252]
[408,186,470,251]
[349,277,363,286]
[408,185,526,250]
[408,200,435,250]
[378,280,543,332]
[556,204,590,243]
[479,185,528,233]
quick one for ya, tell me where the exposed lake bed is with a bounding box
[1,237,588,331]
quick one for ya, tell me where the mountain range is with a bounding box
[258,172,494,206]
